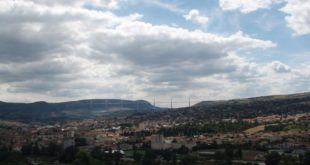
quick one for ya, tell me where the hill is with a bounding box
[1,92,310,123]
[193,92,310,118]
[195,92,310,107]
[129,92,310,121]
[0,99,157,122]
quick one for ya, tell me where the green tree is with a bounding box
[235,146,242,159]
[144,150,156,160]
[133,151,142,162]
[91,146,102,160]
[303,151,310,165]
[73,151,91,165]
[224,144,234,165]
[265,152,281,165]
[180,155,198,165]
[113,151,122,165]
[282,155,297,165]
[162,150,173,162]
[21,144,32,155]
[172,152,177,165]
[0,147,9,161]
[46,142,61,156]
[298,154,304,165]
[59,146,78,163]
[75,138,87,146]
[177,145,189,155]
[214,151,225,165]
[142,150,157,165]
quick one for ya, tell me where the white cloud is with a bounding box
[219,0,282,13]
[143,0,186,13]
[268,61,291,73]
[184,9,209,25]
[280,0,310,36]
[0,0,308,105]
[21,0,121,9]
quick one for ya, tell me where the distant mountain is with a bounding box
[189,92,310,119]
[195,92,310,106]
[130,92,310,121]
[195,92,310,107]
[1,92,310,123]
[0,99,157,122]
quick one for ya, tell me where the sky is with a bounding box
[0,0,309,107]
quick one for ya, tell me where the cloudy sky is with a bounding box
[0,0,309,106]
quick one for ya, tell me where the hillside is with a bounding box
[129,92,310,121]
[1,92,310,123]
[196,92,310,107]
[192,92,310,119]
[194,92,310,118]
[0,99,157,122]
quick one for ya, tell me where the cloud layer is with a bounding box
[184,9,209,25]
[218,0,310,36]
[280,0,310,36]
[219,0,281,13]
[0,0,309,106]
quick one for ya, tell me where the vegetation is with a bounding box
[265,121,309,132]
[0,99,155,122]
[1,92,310,123]
[0,147,29,165]
[158,122,258,137]
[265,152,281,165]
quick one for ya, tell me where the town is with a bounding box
[0,111,309,165]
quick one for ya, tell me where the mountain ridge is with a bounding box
[194,92,310,107]
[0,99,157,122]
[1,92,310,122]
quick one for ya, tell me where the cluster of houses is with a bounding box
[0,113,309,165]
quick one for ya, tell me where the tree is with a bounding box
[75,138,87,146]
[223,144,234,165]
[21,144,32,156]
[162,150,173,162]
[211,140,218,149]
[32,143,40,155]
[303,151,310,165]
[142,150,157,165]
[177,145,189,155]
[180,155,198,165]
[113,151,122,164]
[265,152,281,165]
[235,146,242,159]
[214,151,225,165]
[0,147,9,162]
[59,146,79,163]
[73,151,91,165]
[224,144,234,157]
[46,142,62,156]
[144,150,156,160]
[102,148,112,163]
[0,151,30,165]
[282,155,297,165]
[172,152,177,165]
[299,154,304,165]
[133,151,142,162]
[91,146,102,160]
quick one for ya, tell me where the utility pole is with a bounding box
[170,97,173,110]
[153,97,156,111]
[90,99,92,109]
[136,101,139,110]
[189,97,191,110]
